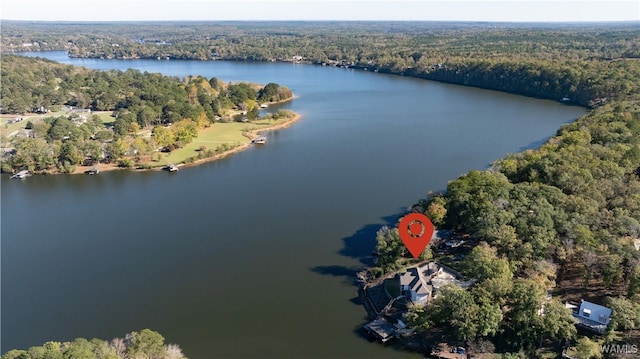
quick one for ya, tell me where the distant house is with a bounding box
[566,300,611,334]
[398,262,473,305]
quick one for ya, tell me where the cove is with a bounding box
[1,52,585,358]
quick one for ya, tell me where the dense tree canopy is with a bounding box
[3,21,638,106]
[1,329,186,359]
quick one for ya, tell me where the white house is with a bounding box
[399,267,431,304]
[398,262,472,305]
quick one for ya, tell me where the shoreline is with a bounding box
[69,113,301,175]
[12,51,588,107]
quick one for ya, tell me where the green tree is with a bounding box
[58,141,84,166]
[1,349,29,359]
[258,82,280,102]
[152,126,176,149]
[425,195,447,227]
[540,299,577,343]
[126,329,165,359]
[94,129,114,143]
[374,226,406,273]
[502,279,545,351]
[607,296,640,334]
[10,137,56,172]
[430,285,480,341]
[62,338,95,359]
[172,119,197,145]
[463,242,513,283]
[575,337,602,359]
[106,138,129,162]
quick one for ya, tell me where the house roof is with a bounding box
[364,318,396,341]
[400,262,474,303]
[579,300,612,318]
[399,268,430,295]
[569,300,611,334]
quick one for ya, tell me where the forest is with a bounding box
[0,55,293,173]
[2,21,640,358]
[0,329,186,359]
[2,21,639,107]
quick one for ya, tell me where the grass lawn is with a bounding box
[160,118,290,165]
[1,111,115,139]
[93,111,116,125]
[1,119,28,139]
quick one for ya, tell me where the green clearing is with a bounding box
[93,111,116,125]
[1,111,115,139]
[1,119,28,139]
[160,117,291,165]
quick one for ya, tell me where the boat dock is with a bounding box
[11,170,30,179]
[164,164,179,172]
[363,317,396,343]
[252,136,267,144]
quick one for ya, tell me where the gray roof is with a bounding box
[364,318,396,340]
[399,268,430,295]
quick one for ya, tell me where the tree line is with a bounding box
[2,21,639,106]
[1,329,187,359]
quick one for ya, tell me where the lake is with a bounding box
[1,52,586,358]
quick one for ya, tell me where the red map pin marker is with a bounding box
[398,213,434,258]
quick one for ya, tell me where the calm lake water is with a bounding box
[2,52,585,358]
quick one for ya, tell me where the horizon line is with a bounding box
[2,19,639,23]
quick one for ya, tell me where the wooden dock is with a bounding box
[363,317,396,343]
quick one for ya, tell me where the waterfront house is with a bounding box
[399,267,432,304]
[398,262,473,305]
[565,300,611,334]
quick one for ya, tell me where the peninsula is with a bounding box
[0,55,299,175]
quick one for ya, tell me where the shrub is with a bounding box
[118,158,134,168]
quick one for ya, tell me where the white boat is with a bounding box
[252,136,267,144]
[11,170,30,179]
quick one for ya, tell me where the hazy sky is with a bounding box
[1,0,639,22]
